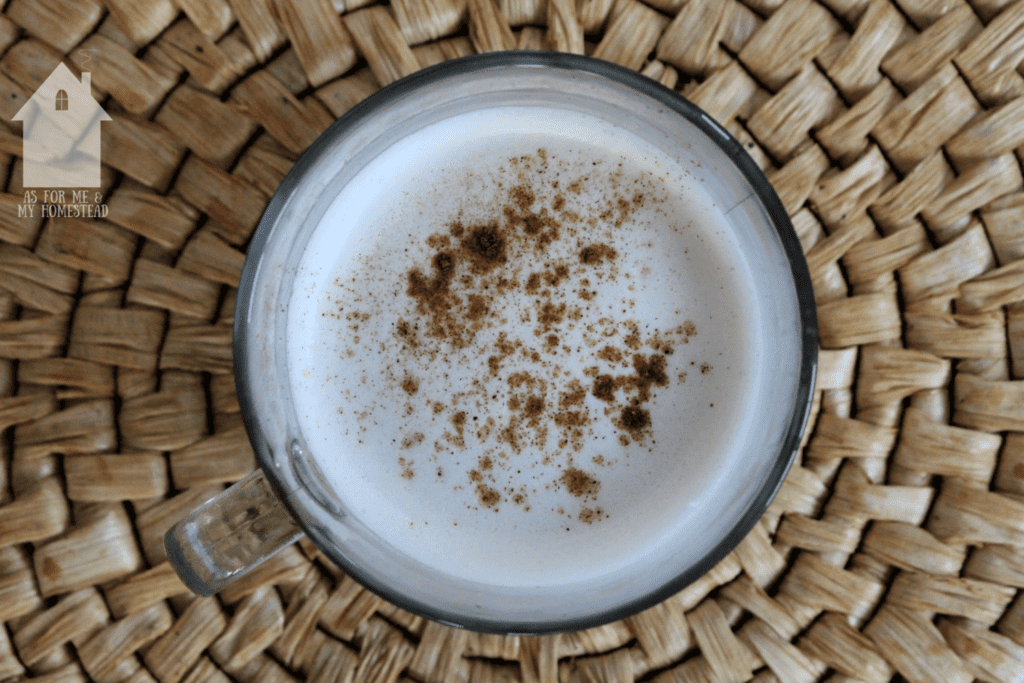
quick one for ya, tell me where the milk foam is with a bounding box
[287,107,763,587]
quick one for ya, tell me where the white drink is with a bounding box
[287,106,763,587]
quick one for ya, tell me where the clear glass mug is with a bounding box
[165,52,817,634]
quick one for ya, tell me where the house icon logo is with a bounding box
[12,62,110,188]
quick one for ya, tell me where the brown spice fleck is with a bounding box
[476,483,500,507]
[510,185,534,211]
[537,302,566,330]
[554,410,586,428]
[400,375,419,395]
[592,374,616,402]
[597,345,623,364]
[467,294,487,321]
[401,432,424,449]
[399,457,414,480]
[580,243,618,265]
[544,264,570,286]
[525,272,541,293]
[633,354,668,402]
[427,233,450,249]
[406,252,460,341]
[560,381,586,407]
[496,333,517,356]
[396,319,418,347]
[522,212,555,238]
[508,371,533,389]
[619,406,650,433]
[561,467,600,498]
[461,224,506,271]
[406,256,451,303]
[524,395,545,418]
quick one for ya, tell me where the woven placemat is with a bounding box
[0,0,1023,680]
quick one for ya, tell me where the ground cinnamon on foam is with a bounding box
[334,149,711,524]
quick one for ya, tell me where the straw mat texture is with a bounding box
[1,0,1024,680]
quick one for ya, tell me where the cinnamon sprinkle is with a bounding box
[331,148,716,525]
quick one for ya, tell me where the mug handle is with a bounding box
[164,468,304,595]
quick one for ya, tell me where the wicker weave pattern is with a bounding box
[0,0,1023,681]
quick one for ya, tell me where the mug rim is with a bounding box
[234,50,818,633]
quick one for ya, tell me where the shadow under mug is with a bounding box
[165,52,818,634]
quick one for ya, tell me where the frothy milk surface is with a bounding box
[288,107,763,587]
